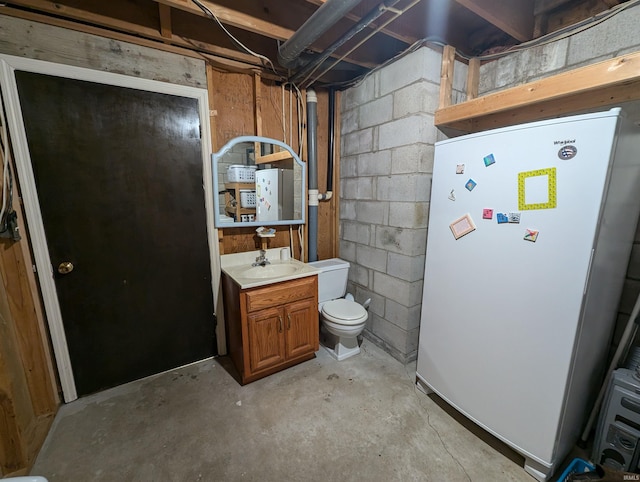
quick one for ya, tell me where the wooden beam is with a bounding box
[435,51,640,132]
[454,0,534,41]
[153,0,295,42]
[466,57,480,100]
[534,0,572,16]
[439,45,456,109]
[158,3,173,39]
[3,1,263,67]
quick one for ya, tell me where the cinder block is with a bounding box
[342,128,373,156]
[339,240,356,262]
[350,263,371,289]
[373,271,423,307]
[387,252,426,282]
[341,220,373,245]
[479,40,569,94]
[406,327,420,358]
[354,285,384,316]
[341,72,377,111]
[356,244,388,271]
[394,81,440,118]
[385,299,422,331]
[377,174,432,202]
[342,177,374,200]
[341,155,358,178]
[379,46,442,96]
[371,315,410,355]
[567,4,640,66]
[341,107,359,135]
[379,114,437,150]
[391,144,435,174]
[355,200,388,225]
[388,202,429,229]
[375,226,427,257]
[340,199,357,221]
[358,150,392,176]
[359,95,393,128]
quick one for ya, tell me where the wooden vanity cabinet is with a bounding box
[222,274,319,384]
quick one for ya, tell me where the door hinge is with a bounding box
[32,264,37,273]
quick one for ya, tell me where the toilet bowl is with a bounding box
[308,258,368,361]
[319,298,368,361]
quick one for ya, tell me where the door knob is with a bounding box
[57,261,74,274]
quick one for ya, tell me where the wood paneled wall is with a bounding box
[208,68,339,261]
[0,157,58,477]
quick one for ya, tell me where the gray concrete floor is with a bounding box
[32,340,539,481]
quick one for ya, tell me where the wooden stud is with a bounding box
[154,0,295,42]
[158,3,172,40]
[466,57,480,100]
[454,0,534,41]
[439,45,456,110]
[254,73,262,137]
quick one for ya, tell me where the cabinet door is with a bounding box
[247,307,286,374]
[285,299,318,360]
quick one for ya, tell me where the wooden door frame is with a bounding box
[0,54,221,402]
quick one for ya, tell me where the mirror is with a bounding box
[212,136,306,227]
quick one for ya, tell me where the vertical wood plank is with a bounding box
[466,57,480,100]
[439,45,456,109]
[158,4,173,40]
[254,73,262,138]
[332,90,341,259]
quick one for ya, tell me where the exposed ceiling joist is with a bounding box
[158,3,172,39]
[153,0,295,42]
[4,0,265,67]
[454,0,534,42]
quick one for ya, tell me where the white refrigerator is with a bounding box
[255,168,294,222]
[416,108,640,481]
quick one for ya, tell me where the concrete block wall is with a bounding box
[339,46,467,362]
[479,3,640,95]
[477,2,640,356]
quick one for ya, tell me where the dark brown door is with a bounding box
[15,71,216,396]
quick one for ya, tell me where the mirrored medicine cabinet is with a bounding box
[212,136,306,228]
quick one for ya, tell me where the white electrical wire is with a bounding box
[191,0,280,76]
[334,0,640,90]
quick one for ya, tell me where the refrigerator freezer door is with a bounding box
[416,111,621,469]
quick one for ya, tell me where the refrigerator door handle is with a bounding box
[584,249,595,295]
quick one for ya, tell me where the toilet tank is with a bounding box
[308,258,349,303]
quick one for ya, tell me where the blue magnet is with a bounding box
[465,179,477,191]
[496,213,509,224]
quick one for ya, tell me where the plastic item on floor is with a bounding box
[558,458,595,481]
[564,462,640,481]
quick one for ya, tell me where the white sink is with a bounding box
[240,264,299,279]
[221,252,320,289]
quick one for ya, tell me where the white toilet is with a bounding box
[308,258,368,361]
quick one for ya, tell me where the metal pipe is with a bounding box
[307,89,319,262]
[278,0,363,70]
[326,88,335,193]
[292,0,402,85]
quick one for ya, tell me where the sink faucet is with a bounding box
[252,249,270,267]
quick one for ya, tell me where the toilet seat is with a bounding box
[321,299,367,325]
